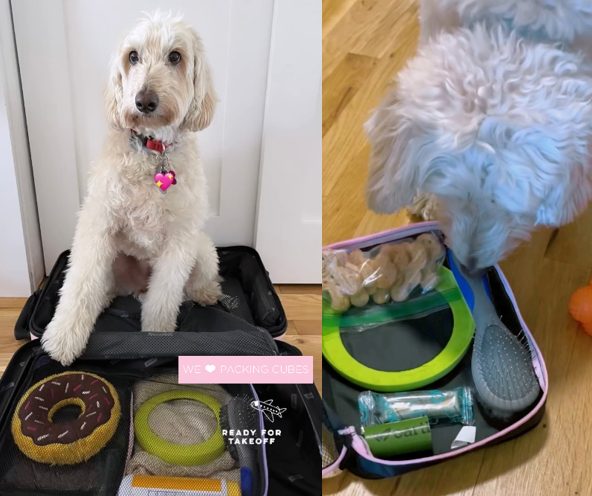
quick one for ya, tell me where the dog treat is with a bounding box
[371,287,390,304]
[416,233,445,291]
[358,387,474,427]
[350,289,370,307]
[323,233,445,312]
[12,371,121,465]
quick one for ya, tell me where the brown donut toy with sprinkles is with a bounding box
[11,371,121,465]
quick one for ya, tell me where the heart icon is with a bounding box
[205,364,216,373]
[154,170,176,192]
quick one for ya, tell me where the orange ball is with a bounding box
[569,285,592,335]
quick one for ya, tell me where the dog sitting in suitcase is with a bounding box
[42,12,221,365]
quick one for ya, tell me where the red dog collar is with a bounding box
[145,138,166,154]
[130,130,173,154]
[129,130,177,193]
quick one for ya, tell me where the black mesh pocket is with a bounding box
[255,384,322,496]
[0,355,131,496]
[0,354,268,496]
[116,375,263,496]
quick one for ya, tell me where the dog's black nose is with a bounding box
[464,256,479,274]
[135,89,159,113]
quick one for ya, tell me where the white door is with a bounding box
[255,0,321,283]
[12,0,285,272]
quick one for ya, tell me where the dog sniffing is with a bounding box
[366,0,592,271]
[41,12,221,365]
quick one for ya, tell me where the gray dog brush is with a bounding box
[453,256,540,419]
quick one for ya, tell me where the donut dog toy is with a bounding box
[11,371,121,465]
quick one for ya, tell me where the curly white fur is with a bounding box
[421,0,592,43]
[367,2,592,270]
[42,12,221,365]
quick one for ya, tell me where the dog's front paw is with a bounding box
[141,312,177,333]
[41,318,90,366]
[190,280,222,306]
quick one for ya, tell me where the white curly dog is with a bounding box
[42,12,221,365]
[366,0,592,271]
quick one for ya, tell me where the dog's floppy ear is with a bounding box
[532,132,592,227]
[105,55,124,129]
[472,115,592,228]
[365,89,428,213]
[181,30,217,132]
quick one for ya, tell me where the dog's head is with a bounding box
[106,11,216,134]
[366,25,592,270]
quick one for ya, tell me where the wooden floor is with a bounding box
[0,286,322,392]
[275,285,322,392]
[323,0,419,246]
[323,1,592,495]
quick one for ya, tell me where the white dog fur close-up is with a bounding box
[365,0,592,271]
[41,12,221,365]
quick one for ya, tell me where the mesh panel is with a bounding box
[322,425,339,469]
[0,355,130,495]
[0,356,263,496]
[126,374,240,481]
[80,330,278,360]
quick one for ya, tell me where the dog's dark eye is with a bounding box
[168,51,181,65]
[129,50,139,65]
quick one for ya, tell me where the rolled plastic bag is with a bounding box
[359,387,474,427]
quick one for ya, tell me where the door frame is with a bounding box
[0,0,44,292]
[10,0,80,272]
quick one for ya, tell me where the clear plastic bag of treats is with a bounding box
[322,233,446,313]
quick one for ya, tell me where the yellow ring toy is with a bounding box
[323,267,475,392]
[134,390,225,466]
